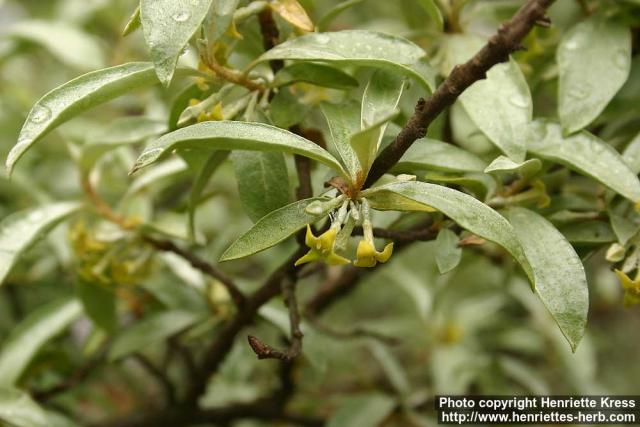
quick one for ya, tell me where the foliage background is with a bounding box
[0,0,640,426]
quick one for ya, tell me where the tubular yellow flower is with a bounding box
[353,240,393,268]
[295,225,350,266]
[614,269,640,307]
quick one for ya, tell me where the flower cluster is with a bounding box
[296,198,393,268]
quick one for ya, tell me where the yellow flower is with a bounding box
[353,240,393,268]
[295,225,350,266]
[614,269,640,307]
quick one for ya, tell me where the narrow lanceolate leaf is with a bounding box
[140,0,213,86]
[0,202,81,285]
[273,63,358,90]
[351,111,399,177]
[460,58,531,162]
[317,0,364,32]
[6,20,106,70]
[505,207,588,351]
[132,121,348,178]
[188,150,229,239]
[484,155,542,179]
[321,101,361,182]
[623,131,640,174]
[108,310,202,361]
[558,17,631,134]
[270,0,314,32]
[529,121,640,202]
[251,30,435,92]
[232,151,291,223]
[220,198,333,261]
[417,0,444,31]
[363,182,533,283]
[204,0,240,43]
[393,138,487,173]
[6,63,160,175]
[122,5,141,36]
[0,298,82,386]
[0,388,49,427]
[435,229,461,274]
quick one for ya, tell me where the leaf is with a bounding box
[558,17,631,133]
[273,63,358,90]
[168,82,216,131]
[80,117,167,173]
[417,0,444,31]
[0,298,82,387]
[560,221,616,245]
[140,0,214,86]
[327,393,396,427]
[132,121,348,178]
[529,121,640,202]
[6,63,163,175]
[231,151,291,222]
[269,88,311,128]
[321,101,361,182]
[317,0,364,31]
[368,341,411,396]
[424,172,496,201]
[505,207,588,351]
[0,202,81,285]
[108,310,202,361]
[204,0,240,43]
[459,58,531,162]
[251,30,435,92]
[484,155,541,179]
[270,0,314,32]
[122,5,141,36]
[0,388,49,427]
[6,20,106,70]
[220,197,334,261]
[350,111,399,177]
[435,229,461,274]
[127,157,189,195]
[75,281,117,332]
[188,150,229,239]
[393,138,487,173]
[622,131,640,174]
[363,182,533,283]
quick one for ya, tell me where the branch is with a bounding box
[257,7,284,73]
[248,275,303,361]
[200,54,266,92]
[142,235,245,308]
[364,0,556,187]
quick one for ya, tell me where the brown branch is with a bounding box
[248,275,303,361]
[142,235,245,308]
[364,0,556,187]
[200,54,265,92]
[132,353,177,405]
[258,7,284,73]
[33,355,104,401]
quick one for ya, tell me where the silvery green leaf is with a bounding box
[438,33,485,76]
[140,0,214,86]
[460,58,531,162]
[558,17,631,133]
[417,0,443,31]
[435,228,461,274]
[232,151,291,223]
[251,30,435,91]
[559,221,616,244]
[394,139,487,173]
[321,101,361,182]
[269,88,310,128]
[351,110,399,177]
[484,155,542,179]
[132,121,348,178]
[424,172,496,201]
[622,131,640,174]
[0,388,49,427]
[108,310,202,361]
[188,150,229,239]
[122,5,141,36]
[326,393,396,427]
[273,63,358,90]
[0,298,82,386]
[205,0,240,43]
[505,207,588,351]
[363,181,533,283]
[0,202,81,285]
[168,82,217,131]
[6,20,106,70]
[529,121,640,202]
[127,157,189,195]
[6,62,164,175]
[220,197,334,261]
[368,341,411,396]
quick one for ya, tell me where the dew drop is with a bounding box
[613,50,629,70]
[563,32,585,51]
[172,11,190,22]
[567,84,590,101]
[30,105,51,124]
[315,34,330,44]
[508,94,529,109]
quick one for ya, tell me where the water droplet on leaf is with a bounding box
[314,34,330,44]
[30,105,51,124]
[172,12,190,22]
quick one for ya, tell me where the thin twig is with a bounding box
[364,0,556,187]
[132,353,177,405]
[306,315,399,345]
[142,235,245,308]
[248,275,304,361]
[200,54,265,92]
